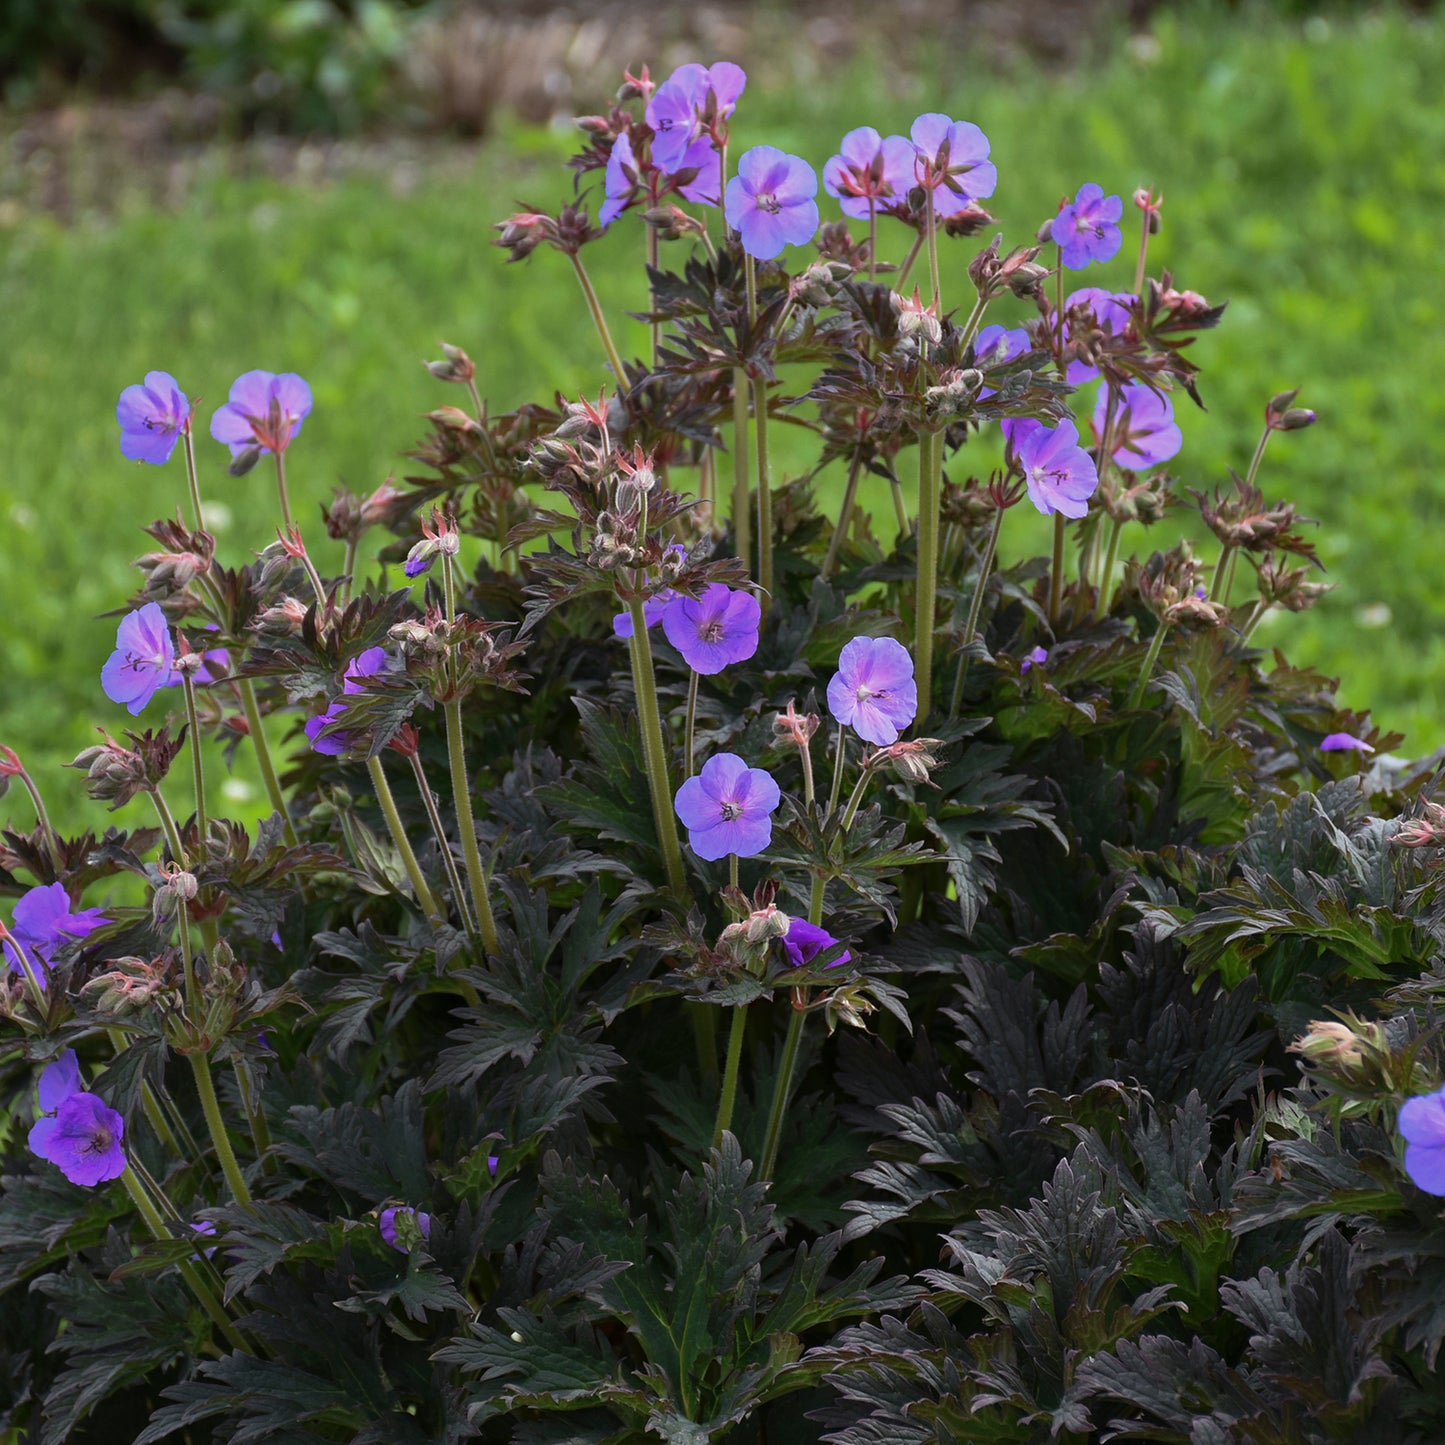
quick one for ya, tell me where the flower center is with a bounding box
[756,190,782,214]
[701,621,726,644]
[720,800,744,821]
[84,1126,113,1156]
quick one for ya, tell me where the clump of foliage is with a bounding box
[4,58,1445,1445]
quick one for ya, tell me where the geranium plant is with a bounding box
[4,59,1445,1445]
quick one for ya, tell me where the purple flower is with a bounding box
[1400,1086,1445,1194]
[783,918,851,968]
[724,147,819,261]
[29,1053,126,1187]
[826,637,918,746]
[1020,646,1049,673]
[305,646,390,756]
[908,113,997,217]
[674,753,780,860]
[210,371,312,458]
[116,371,190,466]
[645,62,746,175]
[101,602,176,715]
[5,883,109,978]
[600,131,639,227]
[974,324,1030,400]
[1052,183,1124,270]
[378,1205,432,1254]
[1063,288,1135,384]
[661,584,761,674]
[1321,732,1375,754]
[822,127,915,220]
[1012,419,1100,520]
[1099,384,1183,472]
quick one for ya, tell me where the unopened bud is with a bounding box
[424,342,476,385]
[229,445,263,478]
[743,905,791,945]
[869,738,946,786]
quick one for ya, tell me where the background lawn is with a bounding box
[2,3,1442,834]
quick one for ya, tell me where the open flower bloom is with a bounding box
[210,371,313,458]
[725,146,819,261]
[783,918,851,968]
[4,882,109,978]
[1013,418,1100,519]
[674,753,780,860]
[116,371,190,465]
[101,602,176,715]
[1098,384,1183,472]
[379,1205,432,1253]
[827,637,918,745]
[28,1051,127,1187]
[1052,183,1124,270]
[822,127,915,220]
[645,62,746,175]
[908,112,997,216]
[1400,1085,1445,1194]
[661,584,761,674]
[305,646,390,756]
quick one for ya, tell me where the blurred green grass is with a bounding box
[2,3,1442,837]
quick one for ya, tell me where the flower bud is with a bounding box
[891,288,941,346]
[742,904,792,946]
[228,445,263,478]
[81,955,169,1014]
[257,595,310,634]
[424,341,476,385]
[773,700,821,750]
[69,732,150,809]
[868,738,946,786]
[360,478,409,529]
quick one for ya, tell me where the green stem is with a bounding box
[745,255,774,599]
[950,503,1006,714]
[570,251,628,386]
[1130,621,1170,710]
[274,451,295,537]
[341,534,359,604]
[1048,512,1067,630]
[684,671,699,780]
[915,428,941,721]
[365,755,444,924]
[1134,201,1152,295]
[445,699,498,956]
[1244,422,1272,490]
[759,1004,806,1181]
[731,367,752,574]
[107,1024,183,1158]
[840,768,874,830]
[149,786,187,868]
[1210,544,1234,603]
[189,1050,251,1206]
[1223,546,1241,606]
[924,190,941,313]
[713,1002,748,1150]
[956,291,989,350]
[231,1055,275,1177]
[181,423,206,533]
[647,223,661,368]
[237,679,297,847]
[895,231,924,291]
[627,597,688,898]
[16,768,60,873]
[867,199,877,283]
[889,477,910,540]
[5,931,48,1016]
[827,726,849,819]
[408,750,477,942]
[822,446,866,581]
[121,1168,251,1353]
[1096,516,1124,620]
[181,673,208,845]
[807,873,825,927]
[1055,243,1066,360]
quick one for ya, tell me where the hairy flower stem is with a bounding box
[181,673,208,844]
[1134,199,1153,295]
[232,1056,276,1176]
[4,931,48,1016]
[442,551,500,957]
[924,191,942,313]
[273,451,296,536]
[408,751,478,942]
[11,762,61,872]
[121,1168,251,1353]
[341,535,359,603]
[1048,513,1068,629]
[915,427,942,721]
[1130,621,1171,710]
[1096,517,1124,619]
[840,769,875,831]
[867,200,878,283]
[731,368,752,572]
[827,725,850,819]
[628,601,688,897]
[895,232,924,292]
[1209,545,1234,603]
[180,422,205,532]
[569,252,628,386]
[647,224,661,367]
[191,1049,252,1206]
[950,503,1007,714]
[238,679,297,847]
[684,672,700,779]
[713,1003,748,1150]
[745,255,774,600]
[445,700,498,959]
[465,376,486,425]
[759,1000,806,1180]
[364,756,444,925]
[1244,422,1273,491]
[822,446,866,581]
[1055,245,1066,360]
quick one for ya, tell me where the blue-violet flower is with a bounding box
[826,637,918,745]
[116,371,190,466]
[674,753,780,860]
[101,602,176,715]
[661,584,761,674]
